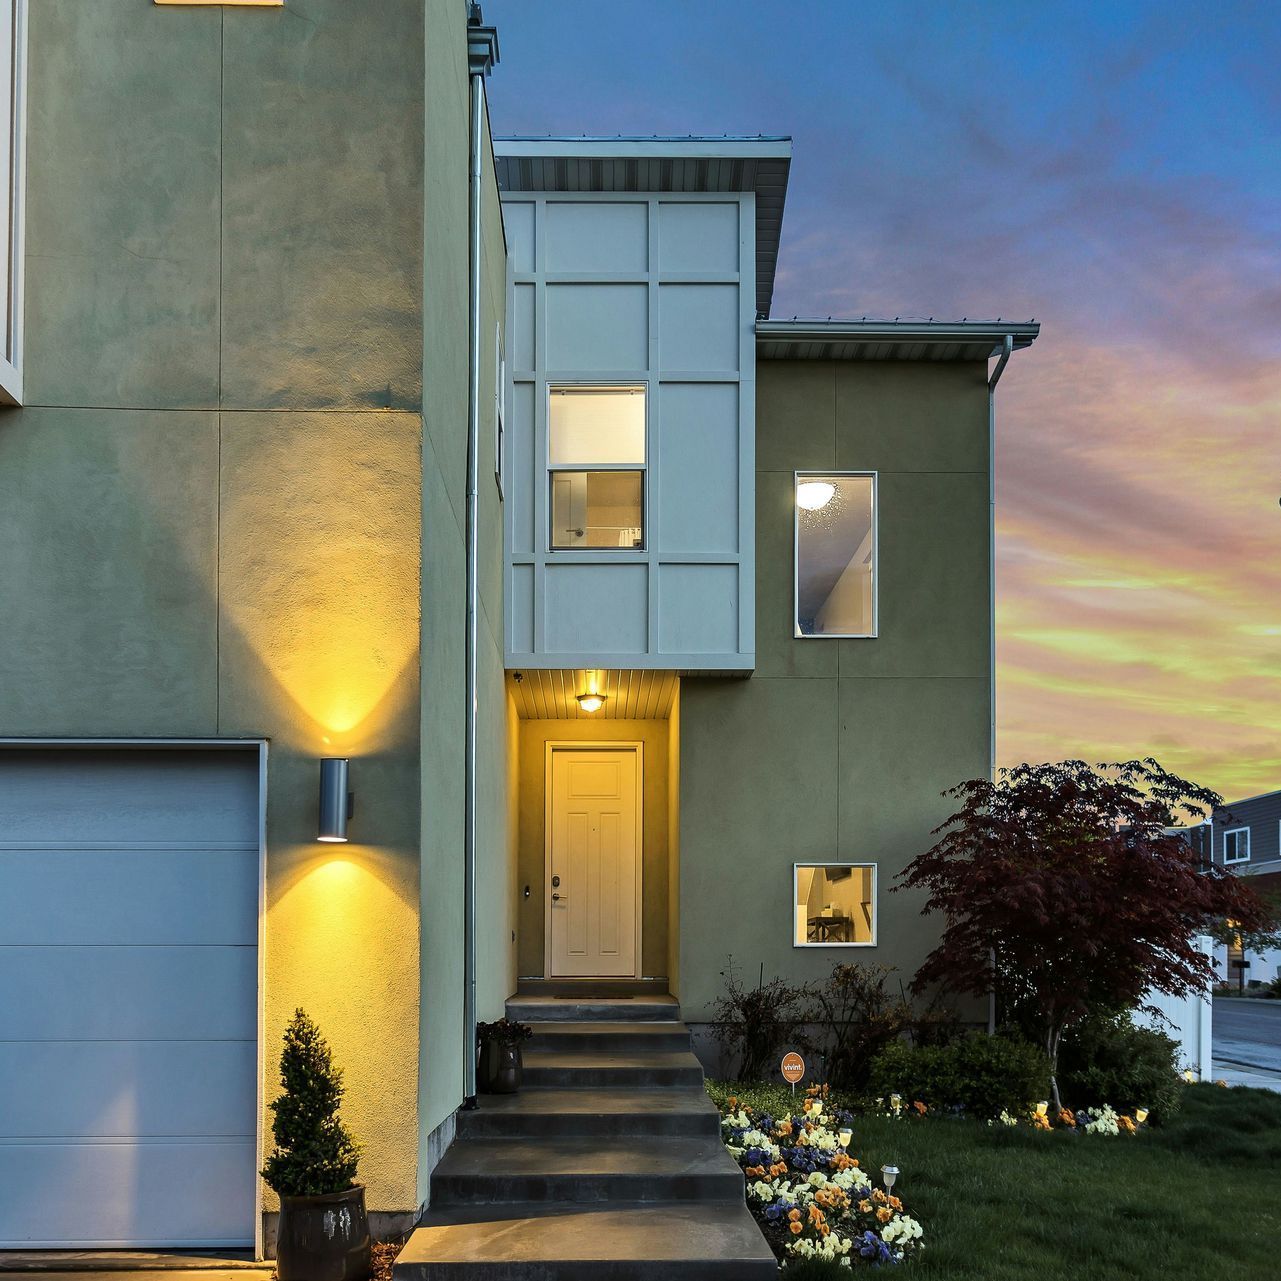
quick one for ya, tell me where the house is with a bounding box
[0,1,1037,1271]
[1196,790,1281,985]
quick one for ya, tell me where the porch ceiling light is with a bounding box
[576,692,607,713]
[318,758,353,843]
[796,480,836,511]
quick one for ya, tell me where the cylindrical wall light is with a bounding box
[318,758,352,843]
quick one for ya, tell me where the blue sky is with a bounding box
[486,1,1281,795]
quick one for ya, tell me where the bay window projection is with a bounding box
[795,472,876,637]
[549,385,646,549]
[794,864,876,946]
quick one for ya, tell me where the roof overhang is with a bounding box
[493,137,792,319]
[756,318,1040,362]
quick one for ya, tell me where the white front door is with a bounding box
[547,746,641,978]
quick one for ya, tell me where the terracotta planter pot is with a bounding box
[478,1039,523,1093]
[277,1184,371,1281]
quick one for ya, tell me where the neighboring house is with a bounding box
[1197,790,1281,985]
[0,0,1037,1268]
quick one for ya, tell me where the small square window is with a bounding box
[795,473,876,637]
[1224,828,1250,864]
[794,864,876,946]
[549,385,646,550]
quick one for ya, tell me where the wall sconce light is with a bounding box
[318,758,353,843]
[576,692,606,713]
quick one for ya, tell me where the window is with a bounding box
[1224,827,1250,864]
[795,472,876,637]
[549,384,645,549]
[793,864,876,946]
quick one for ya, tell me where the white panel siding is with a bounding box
[658,383,739,552]
[658,201,739,272]
[658,284,740,372]
[545,283,648,370]
[544,563,648,654]
[504,200,535,273]
[545,201,648,273]
[658,564,739,653]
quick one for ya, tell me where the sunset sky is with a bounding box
[487,0,1281,800]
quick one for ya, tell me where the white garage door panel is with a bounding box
[0,751,259,844]
[0,945,257,1041]
[0,747,260,1249]
[0,1138,257,1247]
[0,846,258,944]
[0,1040,256,1138]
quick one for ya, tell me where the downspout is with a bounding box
[986,333,1013,1037]
[462,11,499,1110]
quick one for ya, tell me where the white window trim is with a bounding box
[793,470,879,639]
[792,861,877,948]
[546,381,648,552]
[1224,826,1251,865]
[0,0,27,405]
[494,322,506,498]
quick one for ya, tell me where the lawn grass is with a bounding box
[707,1082,1281,1281]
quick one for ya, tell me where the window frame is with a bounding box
[791,861,878,949]
[1224,826,1251,865]
[793,470,879,639]
[494,322,506,499]
[546,381,648,552]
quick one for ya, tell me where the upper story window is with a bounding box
[795,472,877,637]
[1224,827,1250,864]
[549,384,645,550]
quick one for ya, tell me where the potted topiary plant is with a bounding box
[476,1018,533,1094]
[262,1009,370,1281]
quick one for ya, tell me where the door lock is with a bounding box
[552,892,567,902]
[551,875,561,887]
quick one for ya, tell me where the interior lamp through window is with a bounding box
[796,480,836,511]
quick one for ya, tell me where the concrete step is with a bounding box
[520,1049,704,1089]
[429,1137,746,1205]
[524,1020,692,1054]
[395,1201,776,1280]
[457,1087,720,1138]
[506,995,680,1024]
[515,979,670,999]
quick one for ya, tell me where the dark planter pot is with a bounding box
[277,1184,371,1281]
[478,1039,523,1093]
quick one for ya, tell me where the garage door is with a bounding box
[0,747,260,1248]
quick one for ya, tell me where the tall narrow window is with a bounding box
[795,472,876,637]
[549,384,645,549]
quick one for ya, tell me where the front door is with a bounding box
[547,746,641,978]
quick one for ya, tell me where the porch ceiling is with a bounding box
[509,670,678,721]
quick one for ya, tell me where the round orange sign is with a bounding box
[781,1051,805,1084]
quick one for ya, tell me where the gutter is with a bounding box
[462,11,498,1111]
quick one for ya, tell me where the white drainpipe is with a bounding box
[462,10,498,1110]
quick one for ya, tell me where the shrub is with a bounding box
[262,1009,361,1197]
[1057,1010,1183,1123]
[712,956,809,1080]
[800,963,912,1091]
[869,1033,1050,1118]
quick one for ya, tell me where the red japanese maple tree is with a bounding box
[897,759,1273,1111]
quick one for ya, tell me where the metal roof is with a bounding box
[493,137,792,319]
[756,319,1040,362]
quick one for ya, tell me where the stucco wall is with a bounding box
[516,719,671,979]
[677,360,992,1024]
[417,0,513,1202]
[1,0,427,1216]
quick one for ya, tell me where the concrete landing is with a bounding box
[396,1201,775,1280]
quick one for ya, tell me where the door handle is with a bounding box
[552,893,568,902]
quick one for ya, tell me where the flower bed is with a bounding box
[719,1086,924,1267]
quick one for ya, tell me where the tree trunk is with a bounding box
[1045,1024,1064,1115]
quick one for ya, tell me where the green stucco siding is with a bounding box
[677,359,992,1023]
[1,0,429,1218]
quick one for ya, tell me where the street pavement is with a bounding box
[1212,996,1281,1091]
